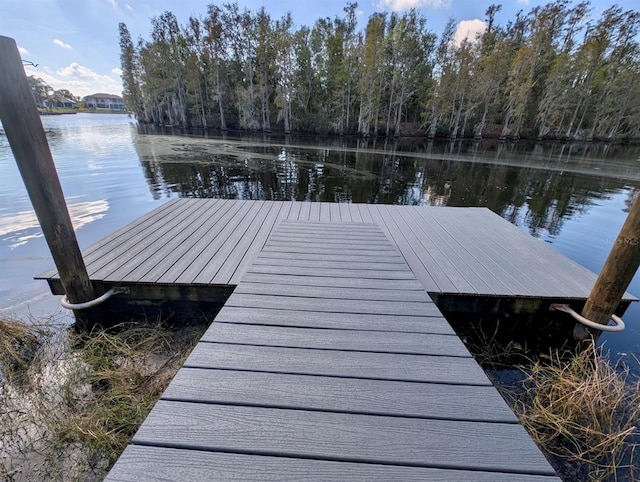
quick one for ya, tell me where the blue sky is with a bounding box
[1,0,636,98]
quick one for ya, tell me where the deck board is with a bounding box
[162,368,516,422]
[298,201,311,221]
[319,202,331,222]
[239,272,425,290]
[234,283,427,300]
[213,307,455,334]
[184,342,484,384]
[130,401,554,475]
[107,446,559,481]
[199,323,470,356]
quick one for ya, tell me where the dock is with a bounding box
[38,198,636,315]
[104,219,559,480]
[37,199,635,479]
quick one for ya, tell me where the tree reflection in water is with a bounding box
[134,128,640,240]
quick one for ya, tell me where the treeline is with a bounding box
[27,76,79,109]
[119,1,640,140]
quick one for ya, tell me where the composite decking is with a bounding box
[105,221,559,481]
[39,198,636,302]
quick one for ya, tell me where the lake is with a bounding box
[1,113,639,376]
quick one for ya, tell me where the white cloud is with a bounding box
[112,67,123,75]
[517,0,530,4]
[18,46,29,55]
[53,38,72,49]
[106,0,117,6]
[24,63,123,98]
[453,19,486,46]
[379,0,450,11]
[125,3,133,11]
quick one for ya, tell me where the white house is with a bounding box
[83,93,125,111]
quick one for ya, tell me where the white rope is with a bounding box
[60,288,119,310]
[551,304,625,332]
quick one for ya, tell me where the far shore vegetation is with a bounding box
[118,1,640,141]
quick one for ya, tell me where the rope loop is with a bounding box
[60,288,123,310]
[550,304,625,332]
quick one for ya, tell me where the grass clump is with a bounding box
[505,343,640,481]
[453,318,640,481]
[55,321,205,464]
[0,317,52,386]
[0,315,208,481]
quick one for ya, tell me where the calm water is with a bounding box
[1,114,639,375]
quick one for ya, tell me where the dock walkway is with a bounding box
[105,220,559,480]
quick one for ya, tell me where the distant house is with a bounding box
[51,93,77,109]
[83,93,125,111]
[56,98,77,109]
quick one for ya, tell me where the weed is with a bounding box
[0,315,209,481]
[502,343,640,481]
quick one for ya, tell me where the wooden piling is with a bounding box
[0,36,97,324]
[574,194,640,339]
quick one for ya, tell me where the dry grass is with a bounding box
[0,315,208,481]
[506,343,640,481]
[0,317,53,386]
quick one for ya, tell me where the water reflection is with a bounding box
[0,199,109,249]
[133,129,640,239]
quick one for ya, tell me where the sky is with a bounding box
[1,0,636,99]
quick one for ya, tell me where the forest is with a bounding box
[119,1,640,140]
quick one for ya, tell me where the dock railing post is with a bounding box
[0,35,97,325]
[574,194,640,340]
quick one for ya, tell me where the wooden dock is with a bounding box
[39,198,636,313]
[105,220,559,480]
[37,198,638,479]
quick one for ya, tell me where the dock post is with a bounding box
[0,36,97,325]
[574,194,640,339]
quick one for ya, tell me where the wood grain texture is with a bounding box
[163,368,515,421]
[200,322,470,356]
[245,265,418,280]
[37,199,182,279]
[224,293,442,316]
[158,200,253,283]
[106,446,560,481]
[256,251,406,263]
[239,272,425,290]
[213,307,456,334]
[251,258,409,271]
[184,343,490,385]
[260,245,401,257]
[233,283,428,301]
[267,231,389,242]
[131,401,555,475]
[192,201,269,284]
